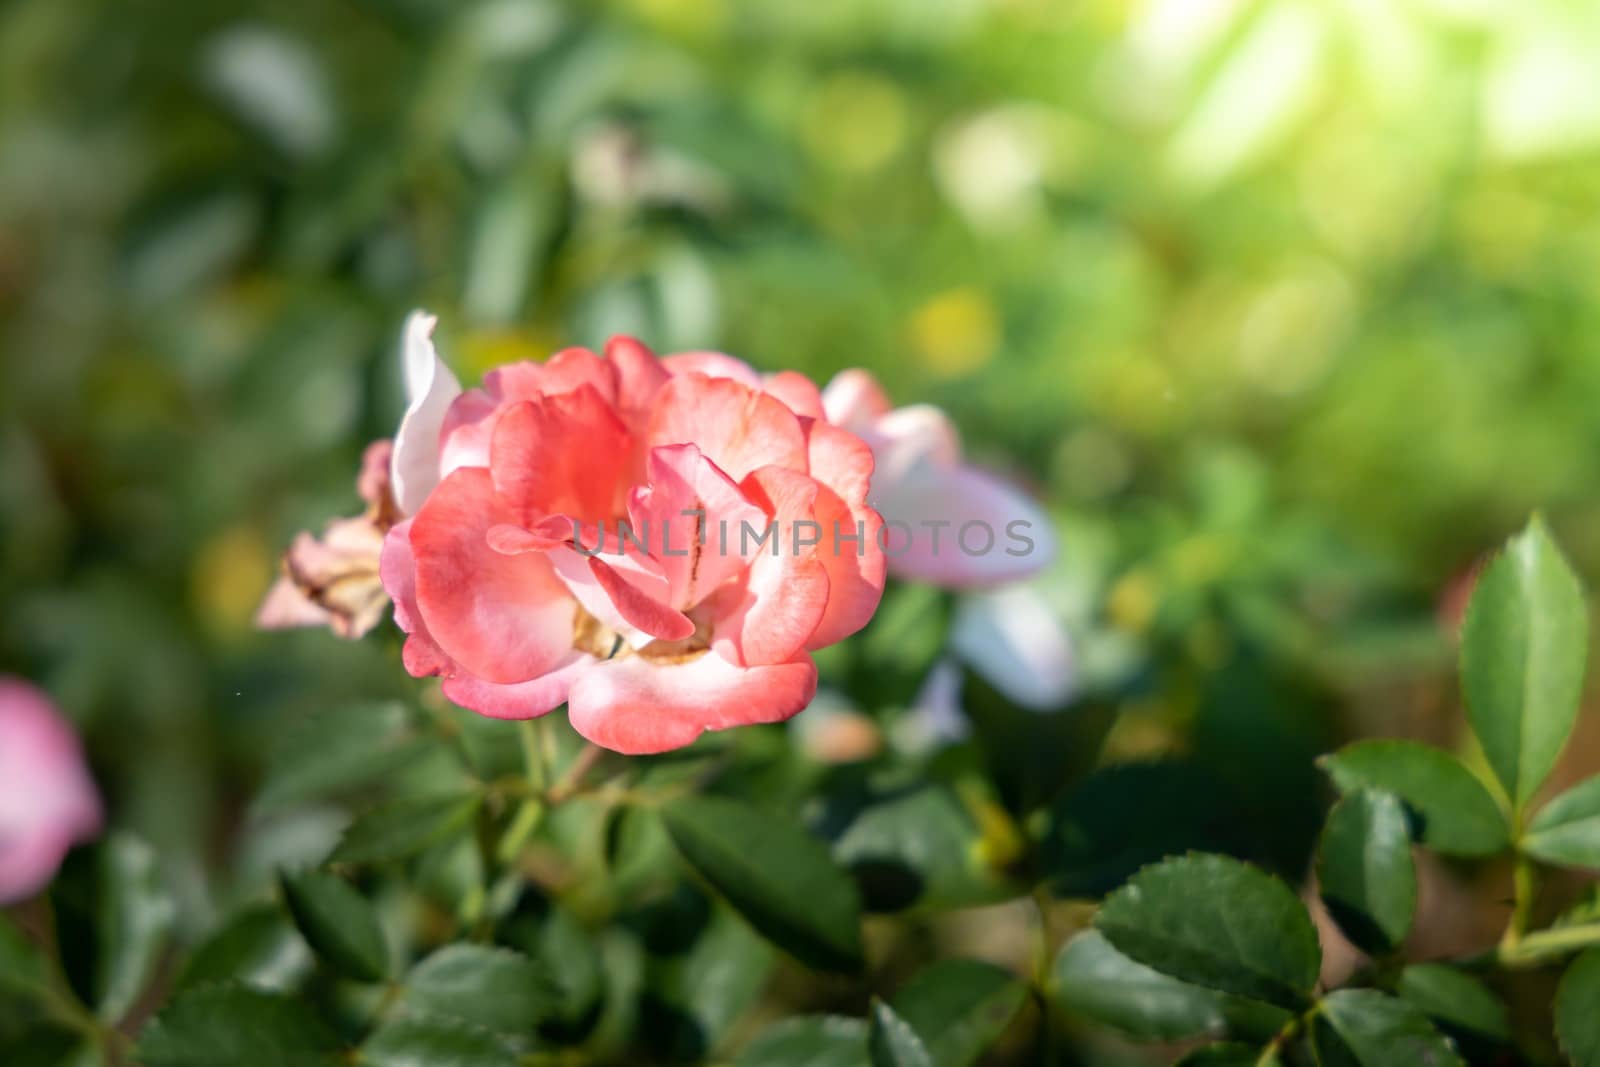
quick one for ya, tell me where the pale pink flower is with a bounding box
[821,370,1073,726]
[820,369,1056,587]
[0,678,102,903]
[256,439,400,639]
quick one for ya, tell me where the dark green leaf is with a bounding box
[280,870,389,982]
[1553,885,1600,928]
[400,944,557,1034]
[1557,949,1600,1066]
[0,1023,98,1067]
[962,665,1114,816]
[1396,964,1511,1042]
[0,914,48,998]
[52,832,176,1022]
[138,985,343,1067]
[889,958,1028,1067]
[735,1016,868,1067]
[1523,775,1600,868]
[869,1000,933,1067]
[1316,789,1416,955]
[500,898,603,1035]
[330,791,481,865]
[832,785,1013,912]
[1460,517,1588,809]
[255,702,422,811]
[1176,1044,1271,1067]
[638,894,775,1062]
[360,1016,519,1067]
[1315,989,1463,1067]
[1040,761,1238,899]
[175,905,311,992]
[1094,853,1319,1009]
[662,795,863,971]
[1052,931,1227,1041]
[1319,741,1508,857]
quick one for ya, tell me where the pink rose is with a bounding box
[381,322,886,754]
[820,369,1056,587]
[0,678,102,903]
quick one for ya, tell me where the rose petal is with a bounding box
[566,651,818,755]
[662,350,763,387]
[628,443,767,610]
[392,311,463,516]
[762,371,826,420]
[821,368,893,430]
[491,389,632,526]
[713,466,831,666]
[801,421,886,647]
[441,653,594,721]
[409,468,576,684]
[606,336,670,424]
[647,373,807,483]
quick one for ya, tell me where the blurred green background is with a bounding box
[5,0,1600,996]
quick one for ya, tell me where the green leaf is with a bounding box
[1051,930,1227,1041]
[1319,741,1508,857]
[500,898,603,1035]
[52,832,176,1022]
[360,1017,519,1067]
[637,892,775,1062]
[1557,949,1600,1066]
[175,905,312,992]
[1553,884,1600,928]
[1396,964,1511,1043]
[1315,989,1464,1067]
[400,944,557,1034]
[1093,853,1320,1010]
[330,791,481,865]
[661,795,864,971]
[0,1023,99,1067]
[1316,789,1416,955]
[831,785,1013,912]
[1523,775,1600,868]
[255,702,423,811]
[0,914,49,999]
[138,985,343,1067]
[1460,517,1588,809]
[280,870,389,982]
[1040,761,1238,898]
[889,958,1028,1067]
[736,1016,868,1067]
[869,1000,933,1067]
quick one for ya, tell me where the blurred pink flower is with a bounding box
[381,323,886,753]
[820,369,1056,587]
[821,370,1072,730]
[0,678,102,903]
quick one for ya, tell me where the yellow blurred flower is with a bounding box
[908,287,1000,378]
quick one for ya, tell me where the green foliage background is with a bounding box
[5,0,1600,1063]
